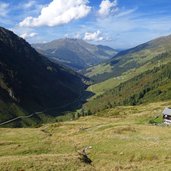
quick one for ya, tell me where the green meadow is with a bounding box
[0,101,171,171]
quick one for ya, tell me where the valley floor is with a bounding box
[0,101,171,171]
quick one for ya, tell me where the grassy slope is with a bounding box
[87,67,139,97]
[84,62,171,113]
[0,101,171,171]
[87,50,171,97]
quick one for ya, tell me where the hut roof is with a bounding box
[163,107,171,116]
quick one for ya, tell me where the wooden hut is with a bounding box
[163,107,171,124]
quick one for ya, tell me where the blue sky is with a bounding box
[0,0,171,49]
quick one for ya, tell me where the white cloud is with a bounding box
[98,0,118,17]
[20,32,38,39]
[116,8,137,18]
[64,34,69,38]
[83,30,106,41]
[75,33,81,39]
[19,0,91,27]
[65,32,81,39]
[0,2,9,17]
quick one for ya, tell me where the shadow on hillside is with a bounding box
[0,88,95,128]
[44,88,95,116]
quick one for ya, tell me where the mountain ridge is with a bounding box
[0,27,86,127]
[32,38,117,70]
[84,34,171,83]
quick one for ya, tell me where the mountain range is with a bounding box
[85,34,171,83]
[1,26,171,127]
[32,38,117,71]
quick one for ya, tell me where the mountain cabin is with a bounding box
[163,107,171,124]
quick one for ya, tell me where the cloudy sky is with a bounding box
[0,0,171,49]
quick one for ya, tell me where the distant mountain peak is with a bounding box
[64,38,80,41]
[32,38,117,71]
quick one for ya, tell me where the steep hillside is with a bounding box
[85,34,171,83]
[0,27,86,127]
[84,61,171,113]
[32,38,117,70]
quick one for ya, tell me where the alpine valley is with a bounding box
[1,19,171,171]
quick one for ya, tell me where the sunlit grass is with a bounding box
[0,101,171,170]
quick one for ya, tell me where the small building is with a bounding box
[163,107,171,124]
